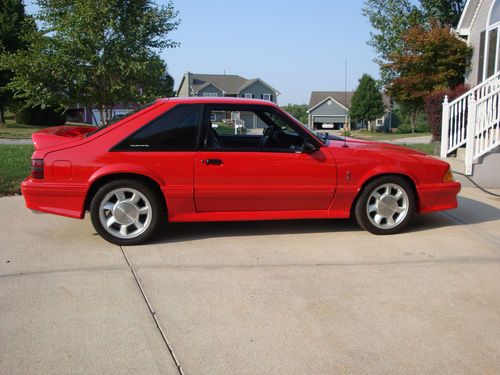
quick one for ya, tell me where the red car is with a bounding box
[21,97,460,245]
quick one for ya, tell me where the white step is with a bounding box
[456,147,466,161]
[443,157,466,174]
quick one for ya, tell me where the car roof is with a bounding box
[156,97,279,107]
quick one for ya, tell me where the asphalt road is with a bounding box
[1,188,499,374]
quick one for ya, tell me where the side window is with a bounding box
[206,107,305,152]
[115,104,201,151]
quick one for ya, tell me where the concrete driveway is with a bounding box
[1,188,499,374]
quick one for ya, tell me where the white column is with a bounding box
[464,94,477,175]
[440,95,450,158]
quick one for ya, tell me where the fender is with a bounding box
[328,164,419,219]
[358,164,419,187]
[88,163,166,187]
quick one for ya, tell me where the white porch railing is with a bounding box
[441,71,500,174]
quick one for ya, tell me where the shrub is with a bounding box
[424,84,469,142]
[16,106,66,126]
[397,123,413,133]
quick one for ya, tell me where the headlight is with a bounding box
[443,168,455,183]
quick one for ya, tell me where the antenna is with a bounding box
[343,58,349,148]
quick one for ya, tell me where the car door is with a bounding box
[194,105,337,212]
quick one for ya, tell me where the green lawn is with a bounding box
[0,145,34,196]
[398,143,437,155]
[349,130,431,141]
[212,122,241,135]
[0,119,46,139]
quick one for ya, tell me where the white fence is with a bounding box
[441,72,500,174]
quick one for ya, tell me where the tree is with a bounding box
[385,22,472,133]
[0,0,33,125]
[349,74,385,131]
[362,0,424,84]
[363,0,467,84]
[420,0,466,27]
[4,0,179,126]
[281,104,308,124]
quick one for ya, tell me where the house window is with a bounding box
[203,92,218,97]
[376,119,383,126]
[262,93,271,101]
[481,0,500,81]
[244,93,253,99]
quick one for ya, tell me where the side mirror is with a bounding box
[302,139,318,153]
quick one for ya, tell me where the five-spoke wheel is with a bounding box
[355,176,415,235]
[90,180,161,245]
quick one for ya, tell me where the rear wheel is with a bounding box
[90,179,161,245]
[354,176,415,235]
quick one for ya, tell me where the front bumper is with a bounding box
[417,181,461,213]
[21,178,87,219]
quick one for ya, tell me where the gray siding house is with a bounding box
[439,0,500,187]
[307,91,391,130]
[176,72,280,129]
[457,0,500,85]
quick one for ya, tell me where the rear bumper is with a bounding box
[417,181,461,213]
[20,178,87,219]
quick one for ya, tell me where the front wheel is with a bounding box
[354,176,415,235]
[90,179,161,245]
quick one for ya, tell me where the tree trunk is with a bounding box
[98,106,105,128]
[410,112,417,134]
[0,104,5,126]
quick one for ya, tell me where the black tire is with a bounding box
[90,179,162,245]
[354,175,415,235]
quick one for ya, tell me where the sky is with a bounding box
[26,0,381,105]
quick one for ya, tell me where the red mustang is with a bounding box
[21,98,460,245]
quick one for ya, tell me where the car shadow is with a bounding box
[150,218,360,244]
[144,195,500,245]
[450,195,500,224]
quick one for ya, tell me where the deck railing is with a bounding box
[441,72,500,174]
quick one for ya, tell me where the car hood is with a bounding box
[328,137,428,156]
[32,125,96,150]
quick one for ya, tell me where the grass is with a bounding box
[0,145,34,196]
[398,143,437,155]
[212,122,246,135]
[349,130,431,141]
[0,118,46,139]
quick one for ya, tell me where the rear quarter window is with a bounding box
[114,104,202,151]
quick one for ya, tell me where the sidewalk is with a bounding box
[0,138,32,145]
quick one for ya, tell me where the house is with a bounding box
[307,91,391,131]
[441,0,500,187]
[176,72,280,129]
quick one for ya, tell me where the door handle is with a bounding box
[204,158,223,166]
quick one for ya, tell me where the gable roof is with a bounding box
[195,81,226,93]
[457,0,482,35]
[238,78,280,95]
[308,91,391,112]
[191,74,247,94]
[177,72,280,96]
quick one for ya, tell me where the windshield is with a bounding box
[85,101,157,137]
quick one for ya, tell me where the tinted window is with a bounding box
[116,104,201,151]
[206,106,305,152]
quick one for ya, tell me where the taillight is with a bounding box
[32,159,44,179]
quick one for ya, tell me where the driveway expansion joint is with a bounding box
[119,246,184,375]
[130,256,500,273]
[0,265,128,279]
[442,211,500,246]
